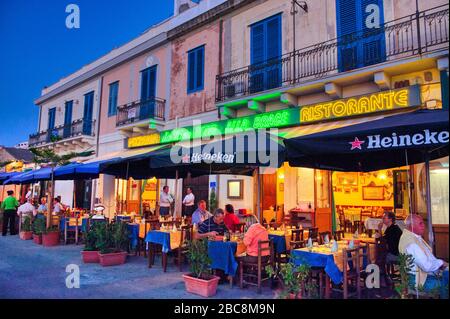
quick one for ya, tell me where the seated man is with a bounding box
[195,208,228,239]
[191,200,212,226]
[399,214,448,298]
[223,204,240,232]
[238,215,270,263]
[376,211,403,264]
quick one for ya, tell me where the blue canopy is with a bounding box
[285,109,449,172]
[0,172,21,185]
[54,160,119,180]
[3,170,36,185]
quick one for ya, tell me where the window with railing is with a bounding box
[215,5,449,102]
[116,98,166,127]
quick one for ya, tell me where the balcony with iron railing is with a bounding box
[116,97,166,127]
[215,5,449,103]
[29,119,96,148]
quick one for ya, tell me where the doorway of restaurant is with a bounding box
[74,179,92,210]
[393,170,410,215]
[182,175,209,211]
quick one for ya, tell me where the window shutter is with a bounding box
[196,47,204,89]
[251,23,265,65]
[188,50,196,92]
[266,15,281,60]
[337,0,358,36]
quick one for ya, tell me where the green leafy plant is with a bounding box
[186,239,212,279]
[395,253,415,299]
[266,256,314,299]
[44,225,59,234]
[209,188,217,212]
[21,216,32,232]
[32,218,46,235]
[95,222,129,254]
[83,223,100,251]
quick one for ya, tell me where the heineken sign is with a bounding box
[160,108,300,144]
[300,85,421,124]
[350,129,449,151]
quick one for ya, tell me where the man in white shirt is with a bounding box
[17,198,36,232]
[182,187,195,217]
[159,186,173,217]
[191,200,212,225]
[53,197,64,216]
[399,214,448,298]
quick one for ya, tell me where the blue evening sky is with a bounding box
[0,0,173,146]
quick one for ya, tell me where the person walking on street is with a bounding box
[1,190,19,236]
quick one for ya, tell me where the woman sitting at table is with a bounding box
[237,215,270,263]
[224,204,240,232]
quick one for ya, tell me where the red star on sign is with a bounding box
[182,154,190,163]
[349,137,365,150]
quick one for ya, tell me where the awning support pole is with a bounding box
[256,168,261,223]
[174,169,179,218]
[424,153,435,251]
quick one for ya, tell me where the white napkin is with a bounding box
[307,237,313,248]
[348,239,355,249]
[324,234,330,244]
[354,229,359,238]
[331,240,338,252]
[172,224,177,232]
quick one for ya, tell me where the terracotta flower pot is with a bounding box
[81,251,100,263]
[33,234,42,245]
[183,274,220,298]
[42,232,60,247]
[99,251,127,267]
[20,231,33,240]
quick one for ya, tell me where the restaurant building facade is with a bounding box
[29,0,449,259]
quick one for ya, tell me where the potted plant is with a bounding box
[19,216,33,240]
[97,222,129,267]
[395,253,415,299]
[32,217,46,244]
[42,225,60,247]
[266,257,313,299]
[81,223,100,263]
[182,239,220,297]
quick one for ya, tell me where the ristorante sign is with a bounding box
[300,85,421,124]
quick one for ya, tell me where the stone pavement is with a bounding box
[0,235,276,299]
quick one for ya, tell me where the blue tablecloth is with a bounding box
[291,246,369,285]
[127,223,139,249]
[145,231,172,253]
[208,241,238,276]
[59,218,88,233]
[269,234,287,254]
[291,249,343,285]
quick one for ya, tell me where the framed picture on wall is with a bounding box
[336,172,359,186]
[362,186,385,200]
[227,180,243,199]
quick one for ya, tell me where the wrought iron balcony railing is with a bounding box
[116,97,166,127]
[215,5,449,102]
[29,119,96,147]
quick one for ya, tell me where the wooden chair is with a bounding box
[172,224,193,272]
[353,220,363,234]
[137,219,159,257]
[239,239,274,294]
[340,244,371,299]
[333,230,344,241]
[338,210,352,233]
[63,217,82,245]
[290,229,305,249]
[308,227,319,243]
[319,231,332,245]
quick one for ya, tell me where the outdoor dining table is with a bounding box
[208,239,246,287]
[268,229,310,254]
[146,229,182,272]
[291,241,369,299]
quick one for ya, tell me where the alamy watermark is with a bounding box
[65,264,80,288]
[65,4,80,29]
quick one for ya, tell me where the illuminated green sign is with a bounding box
[160,108,300,144]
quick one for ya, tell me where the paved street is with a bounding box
[0,235,276,299]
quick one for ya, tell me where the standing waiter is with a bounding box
[182,187,195,217]
[1,190,19,236]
